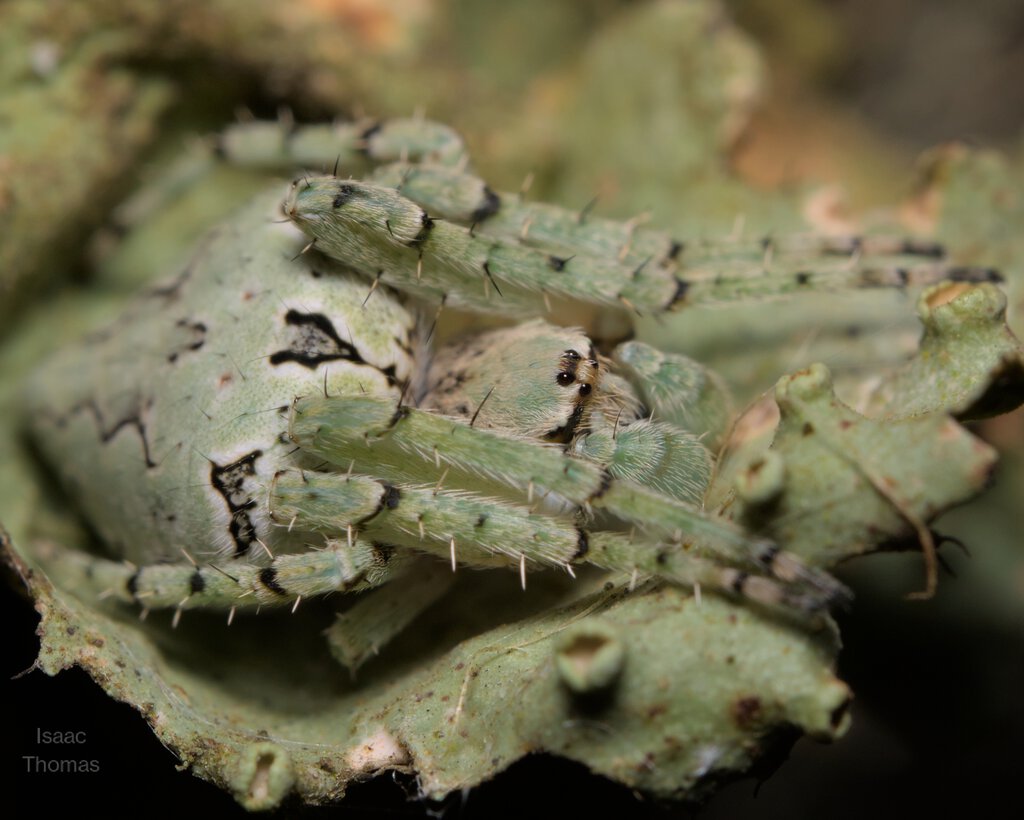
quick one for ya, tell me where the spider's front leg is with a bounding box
[285,175,1003,322]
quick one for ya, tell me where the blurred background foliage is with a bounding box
[2,0,1022,816]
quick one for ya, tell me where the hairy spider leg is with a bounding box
[288,395,849,608]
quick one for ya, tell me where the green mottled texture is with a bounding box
[289,394,788,578]
[326,559,456,673]
[862,283,1024,420]
[272,472,582,568]
[6,143,1014,805]
[3,113,862,805]
[920,147,1024,332]
[0,0,438,322]
[552,0,771,229]
[712,363,998,570]
[0,36,171,322]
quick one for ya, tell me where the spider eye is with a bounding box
[556,372,575,386]
[578,384,592,396]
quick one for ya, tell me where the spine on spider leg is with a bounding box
[35,539,401,611]
[289,395,716,545]
[612,226,1002,303]
[593,479,848,603]
[288,395,848,605]
[217,118,468,171]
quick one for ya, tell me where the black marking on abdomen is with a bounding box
[167,318,207,363]
[210,450,262,556]
[59,398,158,469]
[270,310,398,385]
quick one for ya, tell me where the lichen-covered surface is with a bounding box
[7,540,851,809]
[3,0,1023,813]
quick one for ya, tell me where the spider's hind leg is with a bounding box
[32,537,406,614]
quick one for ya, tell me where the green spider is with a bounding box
[24,117,997,671]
